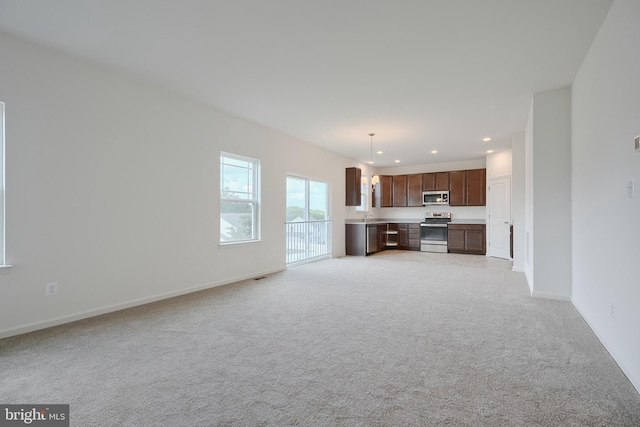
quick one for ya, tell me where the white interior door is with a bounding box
[488,176,511,259]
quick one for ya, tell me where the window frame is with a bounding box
[355,176,369,212]
[285,174,332,264]
[219,152,261,244]
[0,102,6,267]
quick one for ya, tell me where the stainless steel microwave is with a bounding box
[422,191,449,206]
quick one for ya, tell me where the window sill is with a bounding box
[219,240,262,247]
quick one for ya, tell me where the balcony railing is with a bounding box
[285,219,332,264]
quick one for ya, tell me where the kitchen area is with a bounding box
[345,165,498,257]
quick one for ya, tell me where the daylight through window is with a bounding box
[220,152,260,243]
[285,176,331,264]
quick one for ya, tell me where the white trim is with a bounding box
[220,152,261,243]
[573,299,640,394]
[285,175,332,264]
[219,239,262,247]
[0,101,5,266]
[531,291,571,301]
[286,253,331,268]
[489,173,512,181]
[0,266,286,340]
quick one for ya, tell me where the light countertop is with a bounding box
[346,218,486,225]
[345,218,423,225]
[449,219,486,224]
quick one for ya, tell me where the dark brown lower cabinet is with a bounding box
[369,225,381,254]
[347,222,422,255]
[345,223,391,255]
[408,223,421,250]
[346,224,366,256]
[447,224,486,255]
[397,224,409,249]
[398,223,421,250]
[377,224,387,251]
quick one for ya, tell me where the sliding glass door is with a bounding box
[286,176,331,264]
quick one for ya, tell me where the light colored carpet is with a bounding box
[1,251,639,426]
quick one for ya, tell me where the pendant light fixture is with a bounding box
[369,133,375,165]
[369,133,379,192]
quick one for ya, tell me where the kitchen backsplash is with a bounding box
[347,205,486,221]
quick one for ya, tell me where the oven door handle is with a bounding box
[420,223,448,228]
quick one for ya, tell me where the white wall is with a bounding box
[524,87,573,300]
[571,0,640,392]
[486,150,512,179]
[511,133,526,272]
[524,102,534,289]
[0,33,354,338]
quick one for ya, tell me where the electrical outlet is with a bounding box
[45,282,58,296]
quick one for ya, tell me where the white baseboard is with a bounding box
[572,299,640,395]
[0,267,286,340]
[531,291,571,301]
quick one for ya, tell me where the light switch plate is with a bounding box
[628,179,635,198]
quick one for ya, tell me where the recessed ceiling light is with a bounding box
[376,150,383,154]
[483,137,492,142]
[486,150,494,154]
[368,161,374,164]
[431,150,438,154]
[394,160,400,163]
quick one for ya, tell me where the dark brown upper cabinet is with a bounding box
[422,172,450,191]
[466,169,486,206]
[449,169,486,206]
[392,175,408,207]
[449,171,467,206]
[345,167,361,206]
[374,175,393,207]
[407,173,423,206]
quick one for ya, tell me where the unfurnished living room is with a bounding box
[0,1,639,426]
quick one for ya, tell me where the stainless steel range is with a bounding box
[420,212,451,253]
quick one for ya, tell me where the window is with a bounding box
[355,176,369,212]
[220,152,260,243]
[0,102,6,266]
[285,176,331,264]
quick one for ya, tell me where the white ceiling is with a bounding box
[0,0,613,166]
